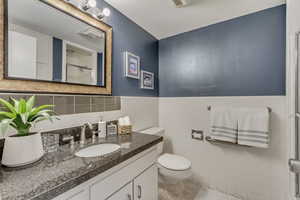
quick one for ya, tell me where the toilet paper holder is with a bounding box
[191,130,204,141]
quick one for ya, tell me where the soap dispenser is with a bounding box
[98,116,107,138]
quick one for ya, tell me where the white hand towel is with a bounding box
[237,107,270,148]
[210,106,238,143]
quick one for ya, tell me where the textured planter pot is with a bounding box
[1,132,44,167]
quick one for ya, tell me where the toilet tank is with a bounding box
[140,127,164,155]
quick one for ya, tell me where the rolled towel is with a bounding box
[123,116,131,125]
[118,117,126,126]
[210,106,238,143]
[237,107,270,148]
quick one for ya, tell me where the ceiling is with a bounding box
[105,0,285,39]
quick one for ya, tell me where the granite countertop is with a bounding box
[0,133,162,200]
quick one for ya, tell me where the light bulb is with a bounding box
[87,0,97,8]
[82,0,97,10]
[102,8,110,17]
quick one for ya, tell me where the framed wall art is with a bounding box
[124,52,140,79]
[140,70,154,90]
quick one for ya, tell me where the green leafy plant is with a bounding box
[0,96,58,136]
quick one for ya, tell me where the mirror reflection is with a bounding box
[7,0,106,86]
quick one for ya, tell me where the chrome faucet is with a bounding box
[80,122,94,145]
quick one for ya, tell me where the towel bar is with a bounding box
[207,106,272,113]
[205,136,251,147]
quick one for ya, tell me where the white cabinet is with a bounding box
[106,165,158,200]
[134,165,158,200]
[90,148,157,200]
[106,182,133,200]
[53,146,158,200]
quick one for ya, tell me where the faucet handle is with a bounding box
[62,135,74,146]
[62,135,73,142]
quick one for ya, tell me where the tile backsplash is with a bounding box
[0,94,121,115]
[0,95,159,157]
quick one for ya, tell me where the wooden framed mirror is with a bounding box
[0,0,112,95]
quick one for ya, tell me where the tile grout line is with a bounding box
[90,96,92,113]
[73,96,75,114]
[104,96,106,112]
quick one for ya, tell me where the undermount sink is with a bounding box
[75,143,121,158]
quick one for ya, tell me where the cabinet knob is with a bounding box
[127,194,132,200]
[137,185,142,199]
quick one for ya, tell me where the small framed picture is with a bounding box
[124,51,140,79]
[140,70,154,90]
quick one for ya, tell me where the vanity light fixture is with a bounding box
[64,0,110,21]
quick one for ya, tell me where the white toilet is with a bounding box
[140,127,192,182]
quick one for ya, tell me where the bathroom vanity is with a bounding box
[0,133,162,200]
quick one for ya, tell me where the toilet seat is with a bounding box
[157,153,191,171]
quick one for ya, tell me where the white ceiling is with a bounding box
[105,0,285,39]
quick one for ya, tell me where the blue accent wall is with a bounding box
[100,1,159,96]
[52,37,63,81]
[159,5,286,97]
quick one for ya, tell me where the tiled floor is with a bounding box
[159,178,241,200]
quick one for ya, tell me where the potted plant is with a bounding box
[0,96,57,167]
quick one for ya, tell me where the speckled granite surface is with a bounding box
[0,133,162,200]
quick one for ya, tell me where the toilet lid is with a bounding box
[158,153,191,171]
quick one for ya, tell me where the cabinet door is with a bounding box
[134,165,158,200]
[107,182,133,200]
